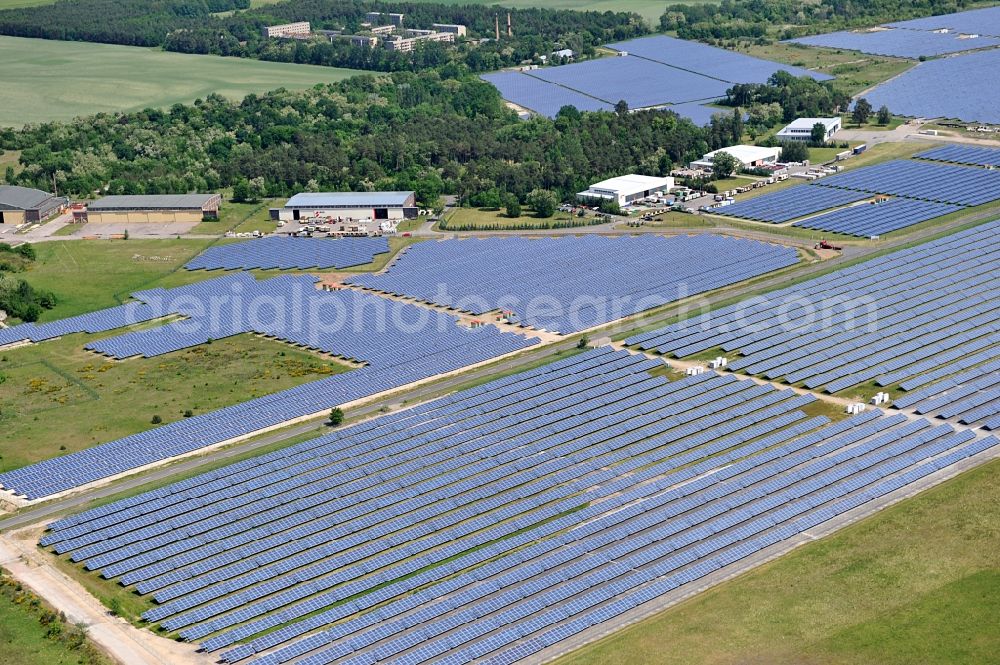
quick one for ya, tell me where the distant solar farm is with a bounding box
[786,6,1000,124]
[712,156,1000,236]
[482,35,830,121]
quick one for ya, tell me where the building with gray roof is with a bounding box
[0,185,66,225]
[273,191,417,222]
[83,193,221,223]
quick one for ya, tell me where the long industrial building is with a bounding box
[271,191,418,222]
[0,185,66,225]
[577,175,674,206]
[82,194,221,223]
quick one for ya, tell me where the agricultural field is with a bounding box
[0,332,351,469]
[407,0,706,26]
[558,458,1000,665]
[0,36,363,127]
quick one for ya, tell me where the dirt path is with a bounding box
[0,527,209,665]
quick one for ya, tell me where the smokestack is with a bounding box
[507,12,512,38]
[495,14,500,40]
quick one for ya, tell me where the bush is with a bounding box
[151,414,162,424]
[328,407,344,427]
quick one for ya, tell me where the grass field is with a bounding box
[0,36,363,127]
[440,207,591,230]
[20,239,216,321]
[0,570,111,665]
[0,332,351,470]
[558,457,1000,665]
[736,42,915,96]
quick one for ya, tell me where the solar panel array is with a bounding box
[41,347,999,665]
[0,301,164,347]
[629,220,1000,397]
[791,198,963,237]
[479,72,612,118]
[482,35,830,121]
[606,36,833,84]
[185,237,389,271]
[862,48,1000,125]
[347,235,799,334]
[917,144,1000,168]
[891,359,1000,430]
[712,185,870,224]
[885,6,1000,37]
[0,275,538,500]
[814,159,1000,206]
[787,28,1000,58]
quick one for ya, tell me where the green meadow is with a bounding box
[0,36,363,126]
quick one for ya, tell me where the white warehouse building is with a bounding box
[270,191,418,222]
[690,145,782,171]
[577,175,674,206]
[776,117,842,142]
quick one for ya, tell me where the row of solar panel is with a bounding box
[917,144,1000,168]
[347,235,798,333]
[185,236,389,271]
[47,350,824,652]
[787,28,1000,58]
[248,415,991,665]
[791,198,963,237]
[0,275,539,499]
[814,159,1000,207]
[628,220,1000,416]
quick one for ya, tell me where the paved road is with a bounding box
[0,205,996,533]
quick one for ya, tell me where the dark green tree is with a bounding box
[852,98,873,126]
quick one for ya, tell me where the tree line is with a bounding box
[0,0,647,73]
[0,70,852,209]
[661,0,976,44]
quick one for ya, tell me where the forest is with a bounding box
[0,71,846,208]
[0,0,647,73]
[0,244,56,322]
[661,0,979,43]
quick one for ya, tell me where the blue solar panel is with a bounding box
[478,71,613,118]
[884,6,1000,37]
[346,235,798,334]
[185,237,389,271]
[791,197,962,237]
[714,184,870,223]
[787,28,1000,58]
[608,35,834,83]
[527,55,732,108]
[482,35,831,119]
[917,144,1000,168]
[814,159,1000,206]
[862,49,1000,125]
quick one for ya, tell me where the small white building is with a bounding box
[577,174,674,206]
[690,145,782,171]
[776,117,842,143]
[270,192,417,223]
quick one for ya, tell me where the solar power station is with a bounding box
[629,221,1000,423]
[714,157,1000,235]
[917,144,1000,168]
[185,237,390,271]
[791,198,963,237]
[39,348,1000,665]
[482,35,829,121]
[347,235,798,333]
[0,275,539,499]
[862,47,1000,125]
[788,28,1000,58]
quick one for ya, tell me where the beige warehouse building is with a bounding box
[0,185,66,225]
[83,194,221,223]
